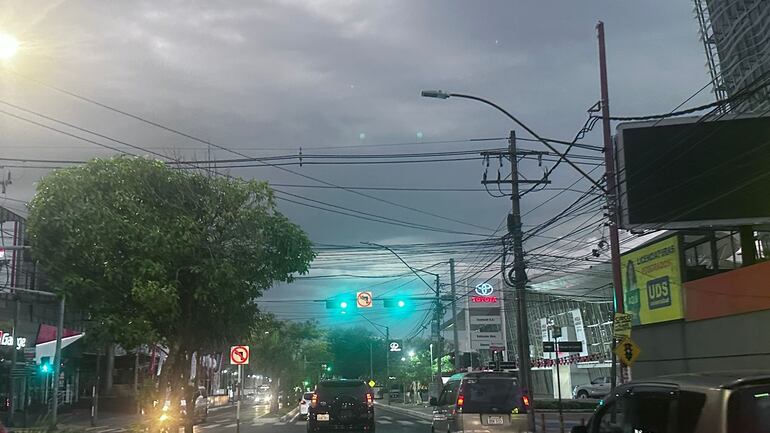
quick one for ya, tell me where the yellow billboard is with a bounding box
[621,235,683,325]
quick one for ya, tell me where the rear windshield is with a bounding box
[728,385,770,433]
[461,377,524,413]
[317,382,367,400]
[303,393,313,400]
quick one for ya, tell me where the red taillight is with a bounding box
[366,393,373,406]
[311,393,318,408]
[456,394,465,408]
[522,395,530,407]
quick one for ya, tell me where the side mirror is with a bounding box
[429,397,438,406]
[571,426,588,433]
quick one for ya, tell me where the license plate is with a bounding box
[488,415,504,425]
[317,414,330,421]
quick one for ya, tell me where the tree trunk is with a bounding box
[270,377,281,413]
[104,343,115,395]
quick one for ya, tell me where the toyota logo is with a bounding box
[475,283,494,296]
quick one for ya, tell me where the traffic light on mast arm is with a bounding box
[325,297,354,309]
[384,298,407,308]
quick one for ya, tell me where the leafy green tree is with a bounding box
[27,157,314,430]
[326,327,379,380]
[248,315,324,411]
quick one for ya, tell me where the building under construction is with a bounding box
[695,0,770,112]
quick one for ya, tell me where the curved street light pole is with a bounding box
[421,90,585,432]
[421,90,604,192]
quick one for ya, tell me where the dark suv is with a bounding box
[307,379,375,432]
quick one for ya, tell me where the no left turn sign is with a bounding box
[230,345,250,365]
[357,291,373,308]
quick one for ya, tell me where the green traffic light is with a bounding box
[326,366,332,372]
[340,301,348,309]
[41,363,51,373]
[397,300,406,308]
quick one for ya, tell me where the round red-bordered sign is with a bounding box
[230,345,250,365]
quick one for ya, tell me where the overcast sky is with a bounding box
[0,1,712,336]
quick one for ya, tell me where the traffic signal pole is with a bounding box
[597,21,625,391]
[51,296,65,428]
[434,274,442,386]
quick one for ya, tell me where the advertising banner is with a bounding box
[570,309,589,356]
[621,236,683,325]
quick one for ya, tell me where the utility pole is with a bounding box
[369,341,374,380]
[449,258,461,372]
[481,131,546,433]
[597,21,625,391]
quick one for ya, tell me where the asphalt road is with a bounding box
[188,403,432,433]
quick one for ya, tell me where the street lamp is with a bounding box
[420,90,602,191]
[408,350,416,358]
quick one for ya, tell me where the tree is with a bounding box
[326,327,379,380]
[248,315,325,411]
[27,157,314,430]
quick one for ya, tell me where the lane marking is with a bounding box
[397,420,414,425]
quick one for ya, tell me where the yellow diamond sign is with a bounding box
[615,337,641,367]
[368,380,376,388]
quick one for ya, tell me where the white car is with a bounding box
[299,392,313,418]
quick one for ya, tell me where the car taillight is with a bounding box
[456,394,465,408]
[522,395,530,407]
[366,393,373,406]
[311,393,318,408]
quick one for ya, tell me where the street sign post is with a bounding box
[357,291,373,309]
[556,341,583,353]
[543,341,583,353]
[615,337,641,367]
[613,313,633,339]
[388,340,403,352]
[229,345,249,433]
[230,345,250,365]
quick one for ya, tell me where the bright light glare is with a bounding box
[0,33,19,60]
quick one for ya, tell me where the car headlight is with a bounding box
[159,413,169,422]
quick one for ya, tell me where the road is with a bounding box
[189,403,431,433]
[82,403,588,433]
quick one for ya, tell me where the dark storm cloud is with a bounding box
[1,1,712,333]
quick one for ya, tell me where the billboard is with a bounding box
[621,235,683,325]
[616,115,770,229]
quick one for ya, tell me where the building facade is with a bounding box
[697,0,770,112]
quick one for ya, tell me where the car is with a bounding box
[307,379,375,432]
[299,392,313,419]
[160,386,209,424]
[571,370,770,433]
[254,390,272,405]
[430,371,530,433]
[572,376,611,399]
